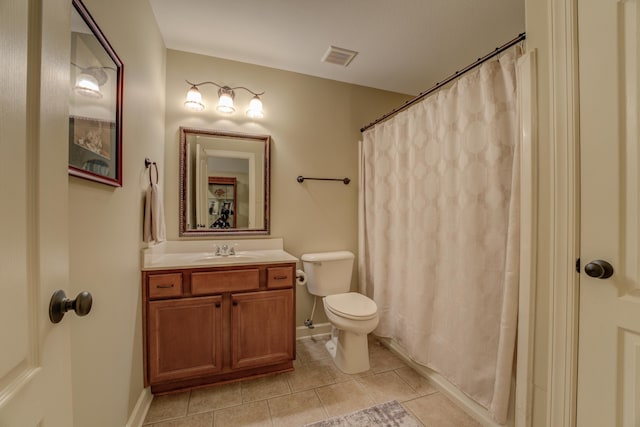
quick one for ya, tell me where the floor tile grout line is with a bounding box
[356,369,410,404]
[391,366,423,395]
[265,395,275,426]
[311,387,331,420]
[400,400,427,427]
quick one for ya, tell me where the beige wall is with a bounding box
[67,0,166,426]
[164,49,411,326]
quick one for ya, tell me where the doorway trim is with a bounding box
[515,49,538,427]
[545,0,581,425]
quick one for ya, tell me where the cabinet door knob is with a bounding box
[215,302,221,308]
[49,290,93,324]
[232,301,238,306]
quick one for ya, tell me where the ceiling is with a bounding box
[149,0,525,96]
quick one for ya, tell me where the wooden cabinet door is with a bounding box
[231,289,294,370]
[148,296,223,384]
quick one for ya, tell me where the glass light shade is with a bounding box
[74,73,102,98]
[216,88,235,113]
[184,86,205,111]
[246,95,264,118]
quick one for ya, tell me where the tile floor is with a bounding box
[143,335,481,427]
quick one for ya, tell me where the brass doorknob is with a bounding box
[49,290,93,323]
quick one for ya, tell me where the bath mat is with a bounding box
[303,400,422,427]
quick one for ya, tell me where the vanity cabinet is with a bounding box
[142,262,295,394]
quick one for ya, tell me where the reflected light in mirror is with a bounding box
[74,72,102,98]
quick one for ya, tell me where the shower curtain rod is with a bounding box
[360,32,526,133]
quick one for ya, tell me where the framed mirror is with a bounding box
[179,127,270,236]
[69,0,123,187]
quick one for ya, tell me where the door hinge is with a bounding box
[576,257,580,273]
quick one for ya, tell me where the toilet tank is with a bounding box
[301,251,354,296]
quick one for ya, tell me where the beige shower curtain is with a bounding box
[359,52,520,424]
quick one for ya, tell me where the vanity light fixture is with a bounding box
[184,80,265,118]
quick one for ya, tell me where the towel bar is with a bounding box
[297,175,350,185]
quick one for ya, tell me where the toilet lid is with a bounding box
[324,292,378,320]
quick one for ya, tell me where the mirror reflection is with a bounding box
[69,0,123,186]
[179,128,270,236]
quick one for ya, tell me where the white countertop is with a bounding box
[142,238,298,271]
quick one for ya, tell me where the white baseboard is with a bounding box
[125,387,153,427]
[379,337,509,427]
[296,322,332,340]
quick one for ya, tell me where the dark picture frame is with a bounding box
[69,0,123,187]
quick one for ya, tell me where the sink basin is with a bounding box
[191,252,264,263]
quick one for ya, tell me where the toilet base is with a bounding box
[325,336,337,358]
[325,328,371,374]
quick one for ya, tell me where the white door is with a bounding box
[0,0,74,425]
[577,0,640,425]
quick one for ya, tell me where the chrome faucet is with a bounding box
[215,243,235,256]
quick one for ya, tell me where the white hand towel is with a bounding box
[143,181,166,243]
[143,185,152,243]
[151,181,166,242]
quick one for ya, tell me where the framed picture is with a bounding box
[69,0,123,187]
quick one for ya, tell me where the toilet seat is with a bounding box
[324,292,378,320]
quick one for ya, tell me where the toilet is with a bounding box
[301,251,379,374]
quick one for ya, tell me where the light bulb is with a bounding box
[184,86,205,111]
[216,87,235,114]
[246,95,264,118]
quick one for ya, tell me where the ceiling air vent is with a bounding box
[321,46,358,67]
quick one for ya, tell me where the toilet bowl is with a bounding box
[301,251,379,374]
[323,292,379,373]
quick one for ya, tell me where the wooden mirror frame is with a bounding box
[179,127,270,237]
